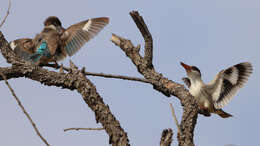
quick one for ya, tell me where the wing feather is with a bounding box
[208,62,253,109]
[62,17,109,56]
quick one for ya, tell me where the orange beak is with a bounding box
[180,62,192,72]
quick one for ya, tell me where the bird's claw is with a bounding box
[59,63,64,73]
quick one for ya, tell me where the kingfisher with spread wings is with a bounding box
[181,62,253,118]
[10,16,109,65]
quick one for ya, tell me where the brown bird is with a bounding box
[10,16,109,64]
[181,62,253,118]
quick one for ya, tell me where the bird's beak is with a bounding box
[180,62,192,72]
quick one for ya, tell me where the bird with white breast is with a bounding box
[181,62,253,118]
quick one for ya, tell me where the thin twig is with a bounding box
[170,103,182,135]
[0,72,50,146]
[43,63,151,84]
[0,0,11,29]
[64,127,105,132]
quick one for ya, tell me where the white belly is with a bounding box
[189,82,212,109]
[189,82,203,97]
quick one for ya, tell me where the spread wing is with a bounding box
[207,62,253,109]
[61,17,109,56]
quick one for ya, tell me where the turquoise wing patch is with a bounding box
[29,41,51,63]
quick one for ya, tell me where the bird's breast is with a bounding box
[189,83,203,97]
[189,83,214,111]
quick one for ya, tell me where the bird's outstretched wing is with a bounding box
[207,62,253,109]
[61,17,109,56]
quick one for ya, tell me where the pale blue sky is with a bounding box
[0,0,259,146]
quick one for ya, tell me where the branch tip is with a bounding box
[0,0,11,29]
[111,33,121,46]
[160,128,173,146]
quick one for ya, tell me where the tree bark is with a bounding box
[0,32,130,146]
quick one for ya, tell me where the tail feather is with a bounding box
[29,53,42,63]
[215,109,233,118]
[9,40,34,60]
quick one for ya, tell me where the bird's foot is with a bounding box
[53,61,60,68]
[59,63,64,73]
[81,67,86,73]
[198,106,211,117]
[198,109,211,117]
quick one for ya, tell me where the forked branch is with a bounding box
[111,11,198,146]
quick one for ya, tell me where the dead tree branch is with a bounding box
[111,11,198,146]
[0,32,130,146]
[160,129,173,146]
[43,63,151,84]
[0,0,11,29]
[64,127,105,132]
[130,11,153,68]
[0,71,50,146]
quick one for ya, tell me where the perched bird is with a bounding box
[181,62,253,118]
[10,16,109,64]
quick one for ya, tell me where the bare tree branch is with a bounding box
[111,11,198,146]
[85,71,150,83]
[0,0,11,29]
[0,72,50,146]
[0,32,130,146]
[130,11,153,68]
[64,127,105,132]
[43,63,151,84]
[170,103,182,135]
[160,129,173,146]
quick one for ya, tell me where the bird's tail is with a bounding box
[9,39,35,60]
[29,53,42,63]
[13,47,42,63]
[12,46,41,63]
[215,109,233,118]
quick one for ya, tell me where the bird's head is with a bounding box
[44,16,62,27]
[43,16,64,33]
[180,62,201,80]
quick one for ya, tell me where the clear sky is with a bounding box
[0,0,259,146]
